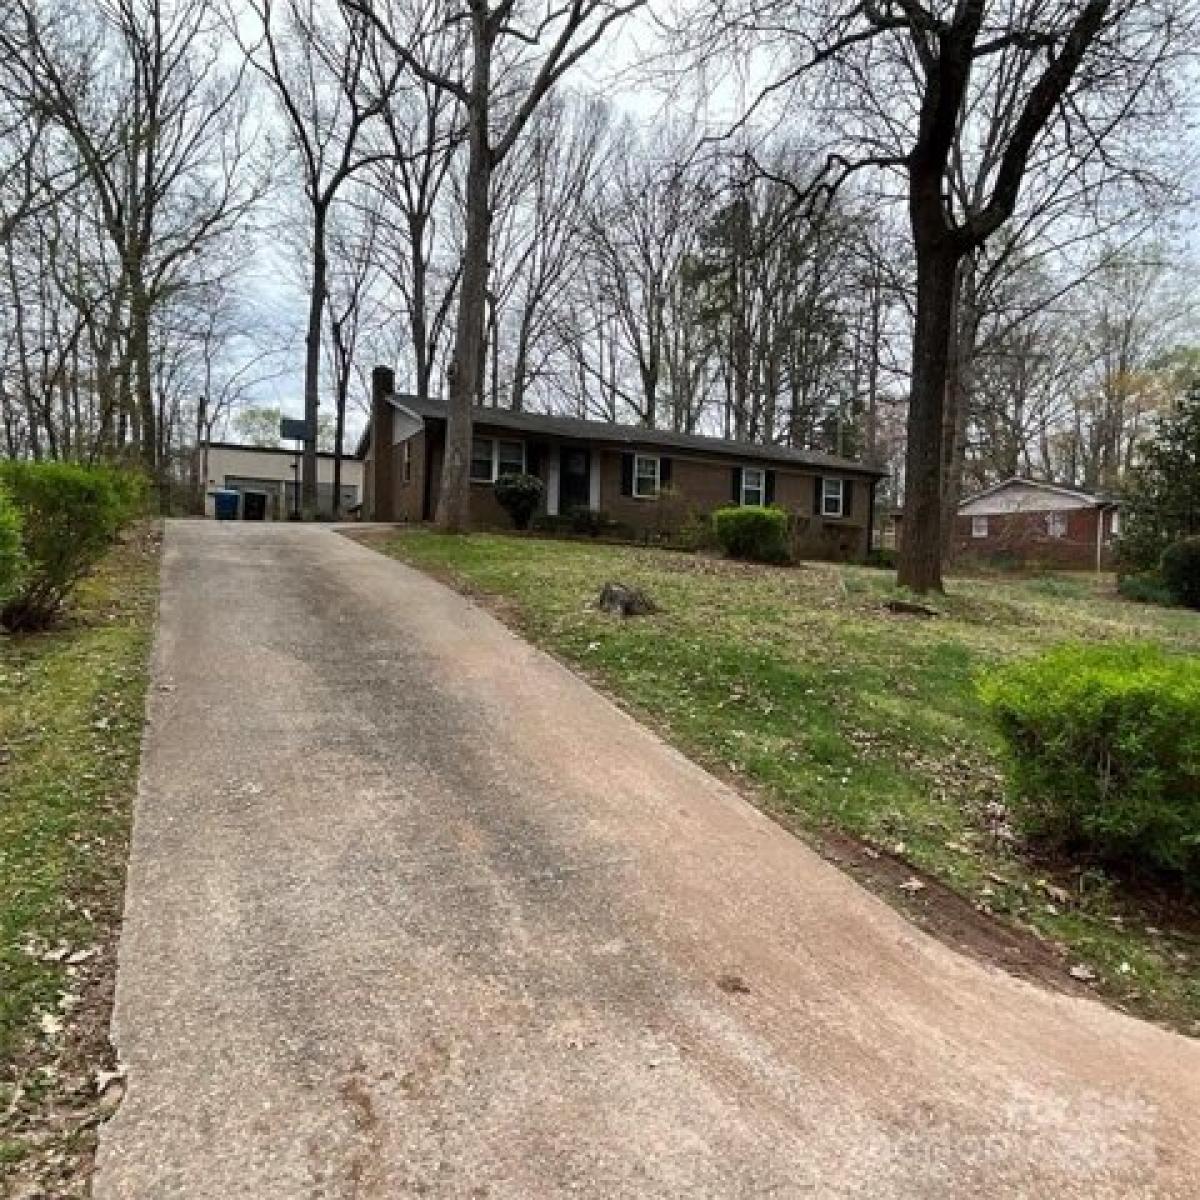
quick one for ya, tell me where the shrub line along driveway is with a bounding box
[96,521,1200,1199]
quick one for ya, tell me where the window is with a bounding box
[469,436,525,483]
[401,440,412,484]
[1110,508,1121,536]
[470,437,494,482]
[1045,511,1068,539]
[821,477,845,518]
[633,454,660,499]
[741,466,765,506]
[971,515,989,539]
[497,440,524,479]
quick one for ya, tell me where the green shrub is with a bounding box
[566,506,603,536]
[1118,571,1176,607]
[712,505,791,563]
[673,511,719,553]
[864,545,897,570]
[493,472,544,530]
[0,486,26,609]
[0,462,145,631]
[980,642,1200,882]
[1161,536,1200,609]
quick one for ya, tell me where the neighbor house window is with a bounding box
[470,436,525,483]
[633,454,660,498]
[821,477,845,518]
[1045,511,1068,539]
[971,515,989,539]
[1110,509,1121,536]
[401,440,412,484]
[741,466,765,506]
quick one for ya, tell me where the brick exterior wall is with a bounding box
[371,414,877,561]
[389,430,426,521]
[954,507,1116,569]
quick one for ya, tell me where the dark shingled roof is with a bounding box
[376,394,886,476]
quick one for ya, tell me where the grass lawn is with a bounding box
[368,529,1200,1032]
[0,526,160,1195]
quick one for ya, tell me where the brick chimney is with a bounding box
[370,365,396,520]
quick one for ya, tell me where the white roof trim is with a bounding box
[958,477,1111,511]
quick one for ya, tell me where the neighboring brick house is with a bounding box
[956,478,1121,569]
[358,368,886,561]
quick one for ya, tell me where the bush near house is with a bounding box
[0,462,146,632]
[493,472,544,531]
[1117,571,1176,607]
[712,505,791,563]
[1161,536,1200,610]
[981,642,1200,883]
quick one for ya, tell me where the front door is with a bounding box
[560,447,591,511]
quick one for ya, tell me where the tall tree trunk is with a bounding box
[511,305,532,413]
[303,204,329,519]
[436,20,491,533]
[130,277,156,478]
[333,369,347,520]
[940,258,980,559]
[898,244,959,593]
[409,213,432,403]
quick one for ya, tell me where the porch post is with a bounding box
[546,448,560,517]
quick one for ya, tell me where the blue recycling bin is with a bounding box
[212,490,240,521]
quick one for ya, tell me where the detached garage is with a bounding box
[201,443,364,520]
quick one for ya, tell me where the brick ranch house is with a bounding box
[359,369,886,561]
[956,478,1121,569]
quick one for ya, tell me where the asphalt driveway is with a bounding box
[95,521,1200,1199]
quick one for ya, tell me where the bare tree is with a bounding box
[346,0,644,531]
[490,93,609,412]
[367,3,464,407]
[233,0,397,516]
[0,0,261,479]
[325,188,384,516]
[700,1,1191,590]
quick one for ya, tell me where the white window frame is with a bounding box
[633,454,661,499]
[469,436,525,484]
[971,515,989,539]
[741,466,765,506]
[1110,508,1121,536]
[1045,511,1068,539]
[821,477,845,518]
[401,439,412,484]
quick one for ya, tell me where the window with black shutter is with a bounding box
[620,453,634,496]
[633,454,660,498]
[740,466,765,506]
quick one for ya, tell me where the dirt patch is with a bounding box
[810,830,1093,999]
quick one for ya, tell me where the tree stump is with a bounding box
[597,582,658,617]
